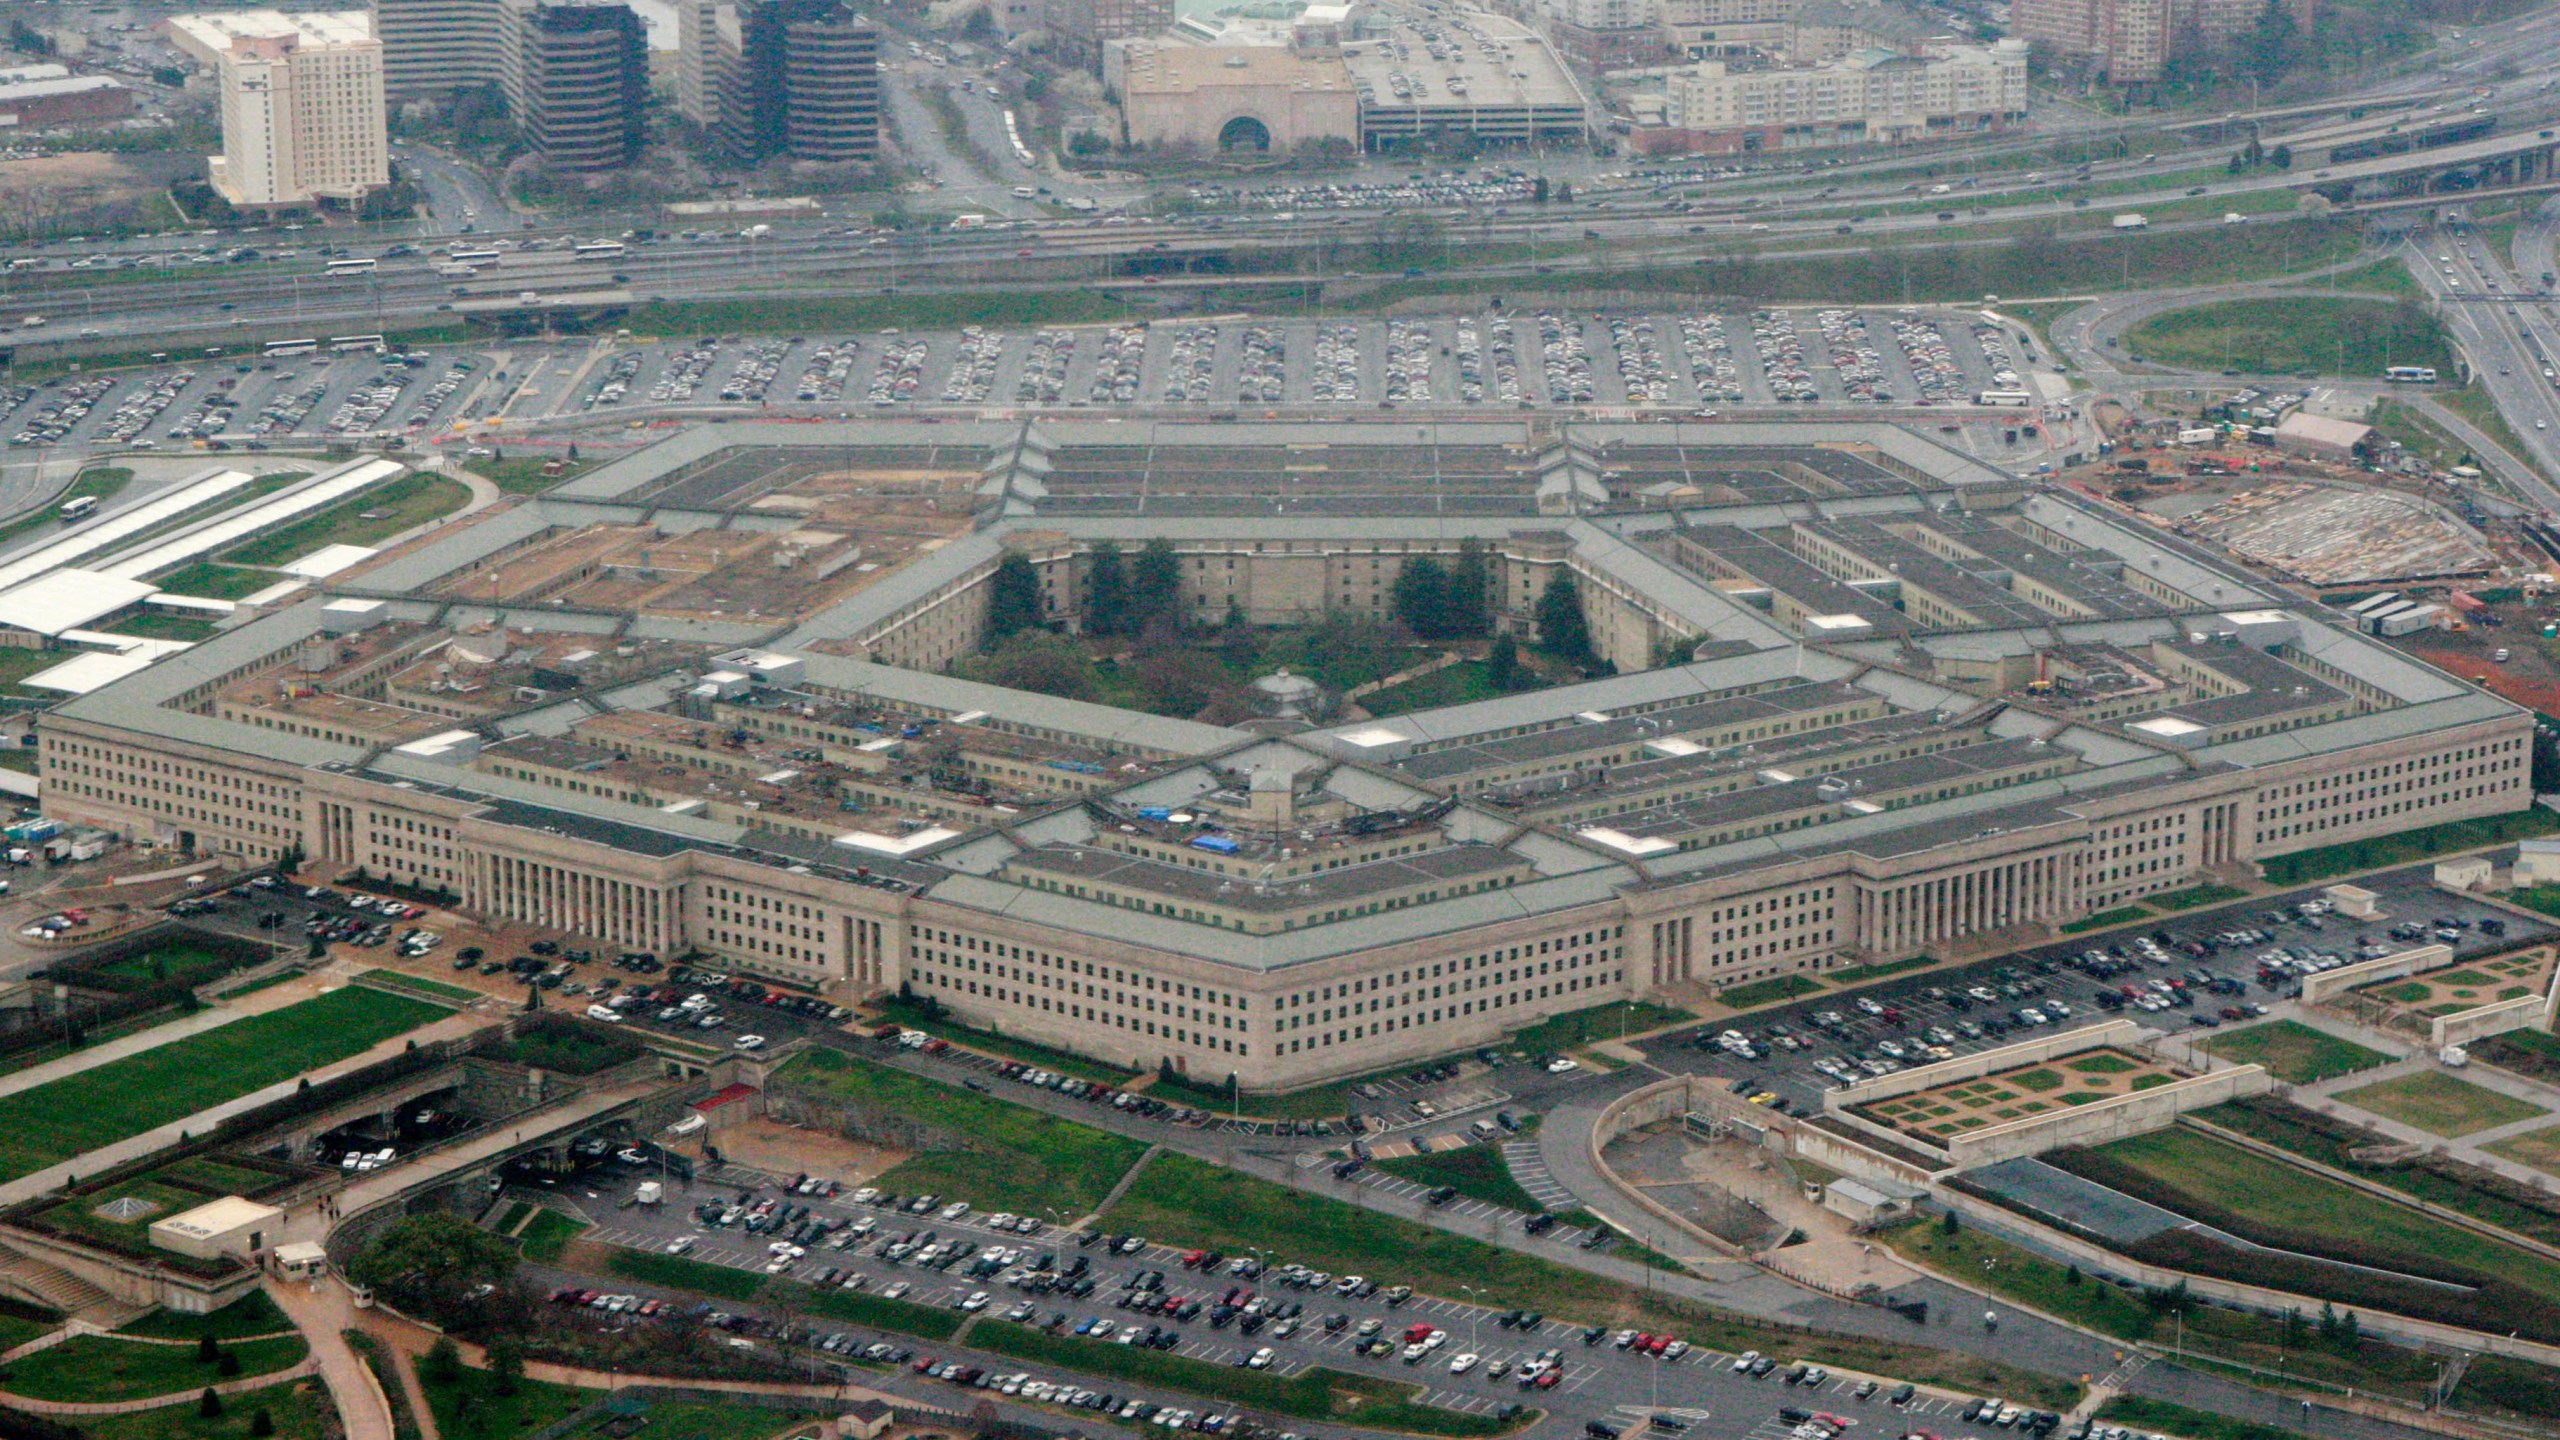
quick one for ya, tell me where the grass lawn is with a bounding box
[1104,1153,2078,1408]
[966,1322,1528,1436]
[2440,382,2554,484]
[415,1360,593,1440]
[1375,1145,1544,1212]
[0,1333,307,1402]
[1717,975,1825,1010]
[0,467,129,549]
[517,1210,587,1264]
[778,1048,1148,1214]
[358,970,479,1004]
[462,455,598,495]
[1507,1001,1691,1053]
[2337,1071,2549,1138]
[2123,296,2452,377]
[2097,1396,2310,1440]
[99,613,218,643]
[0,1305,56,1353]
[1822,956,1939,987]
[2095,1127,2560,1306]
[2258,808,2560,886]
[2144,883,2250,913]
[2486,1123,2560,1176]
[118,1290,290,1342]
[219,473,469,568]
[2456,1353,2560,1424]
[863,996,1137,1086]
[147,561,291,602]
[797,1283,965,1341]
[559,1400,819,1440]
[2060,906,2152,934]
[601,1249,767,1303]
[2199,1020,2389,1084]
[78,1378,333,1440]
[2310,257,2424,299]
[1359,661,1510,717]
[0,986,441,1182]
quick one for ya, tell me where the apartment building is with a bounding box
[1649,37,2027,153]
[169,10,387,208]
[2012,0,2311,83]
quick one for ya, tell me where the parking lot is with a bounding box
[553,1156,2061,1440]
[1645,866,2551,1114]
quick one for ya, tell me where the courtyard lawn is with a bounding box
[0,986,442,1182]
[776,1047,1148,1214]
[2256,809,2560,885]
[2488,1123,2560,1177]
[1507,1001,1692,1053]
[2337,1071,2550,1138]
[220,473,470,569]
[147,561,291,602]
[2198,1020,2389,1084]
[0,1333,307,1403]
[1359,661,1510,717]
[117,1290,290,1342]
[1716,975,1825,1010]
[415,1361,592,1440]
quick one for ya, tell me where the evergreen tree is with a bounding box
[489,1337,524,1397]
[1391,556,1453,638]
[2284,1307,2307,1347]
[1535,573,1597,667]
[2533,725,2560,794]
[1487,633,1520,692]
[1447,539,1492,637]
[1085,543,1129,637]
[200,1389,224,1420]
[2335,1310,2359,1348]
[1131,537,1183,631]
[251,1408,276,1438]
[197,1334,220,1364]
[1938,1208,1959,1236]
[983,552,1044,647]
[2269,143,2293,171]
[2316,1301,2338,1342]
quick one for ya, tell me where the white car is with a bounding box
[735,1034,766,1050]
[1247,1347,1275,1370]
[1449,1353,1481,1374]
[666,1236,695,1254]
[960,1291,990,1311]
[1547,1058,1580,1074]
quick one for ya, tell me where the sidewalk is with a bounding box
[263,1273,396,1440]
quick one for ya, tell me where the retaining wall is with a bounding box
[1826,1019,2148,1109]
[2435,993,2549,1049]
[1939,1064,2271,1169]
[2300,943,2454,1005]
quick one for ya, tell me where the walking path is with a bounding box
[0,968,347,1107]
[2296,1057,2560,1190]
[264,1273,395,1440]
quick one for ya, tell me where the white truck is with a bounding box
[2112,213,2148,230]
[636,1180,664,1206]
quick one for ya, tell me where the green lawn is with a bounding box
[1375,1145,1544,1212]
[863,996,1138,1086]
[2258,808,2560,885]
[1103,1153,2078,1408]
[2095,1127,2560,1305]
[776,1048,1148,1213]
[0,1304,57,1353]
[462,455,598,495]
[1821,956,1939,987]
[2309,257,2424,300]
[557,1399,819,1440]
[2200,1020,2390,1084]
[358,970,478,1004]
[1506,1001,1691,1053]
[2485,1123,2560,1177]
[2441,382,2555,484]
[2456,1353,2560,1424]
[1717,975,1825,1010]
[78,1378,332,1440]
[0,986,442,1182]
[220,473,470,568]
[0,1333,307,1402]
[2337,1071,2548,1138]
[2097,1396,2311,1440]
[415,1361,593,1440]
[517,1210,587,1264]
[118,1289,290,1342]
[966,1322,1528,1436]
[2060,906,2152,934]
[601,1249,766,1303]
[1359,661,1510,717]
[2143,883,2251,913]
[100,613,220,643]
[147,561,291,602]
[2124,296,2452,378]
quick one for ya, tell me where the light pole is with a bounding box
[1459,1284,1485,1356]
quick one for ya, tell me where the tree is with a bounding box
[1370,211,1446,268]
[250,1408,276,1438]
[1532,176,1550,204]
[2064,1264,2081,1286]
[1391,556,1453,639]
[983,551,1044,647]
[2316,1301,2338,1342]
[197,1334,220,1364]
[2532,724,2560,794]
[2284,1307,2307,1347]
[1447,540,1491,637]
[1938,1208,1959,1236]
[964,630,1094,702]
[1131,537,1182,631]
[200,1389,224,1420]
[2269,143,2293,171]
[2335,1309,2360,1349]
[1534,573,1596,668]
[1132,648,1228,718]
[420,1337,465,1387]
[1084,542,1128,636]
[347,1214,518,1301]
[488,1337,524,1397]
[1487,633,1520,692]
[216,1351,241,1377]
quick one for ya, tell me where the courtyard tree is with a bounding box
[1085,542,1129,637]
[1535,573,1597,668]
[983,551,1044,647]
[1132,537,1184,632]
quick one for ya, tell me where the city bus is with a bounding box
[58,496,97,521]
[263,338,319,357]
[1975,389,2034,407]
[2384,365,2440,383]
[330,334,386,353]
[445,248,501,267]
[324,257,377,275]
[573,241,626,261]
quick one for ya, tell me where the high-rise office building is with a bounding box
[2011,0,2310,83]
[711,0,878,163]
[168,10,389,208]
[369,0,504,98]
[501,0,648,169]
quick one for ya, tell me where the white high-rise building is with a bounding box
[168,11,388,208]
